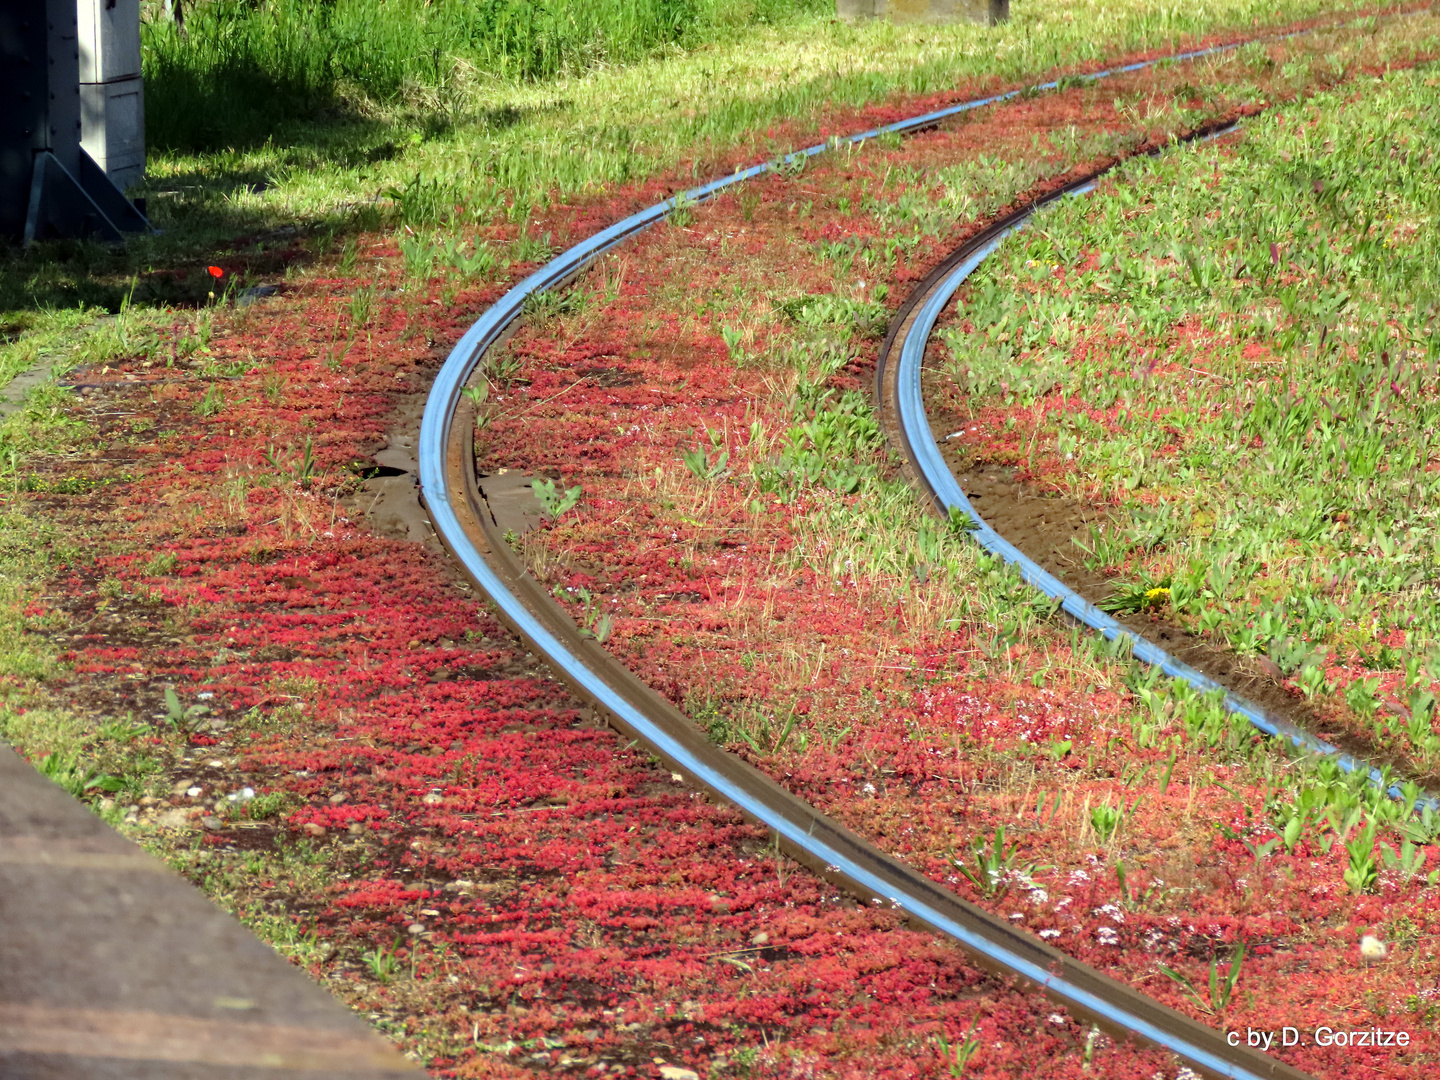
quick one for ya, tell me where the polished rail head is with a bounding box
[410,22,1428,1080]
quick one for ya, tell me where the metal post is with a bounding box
[79,0,145,191]
[0,0,147,245]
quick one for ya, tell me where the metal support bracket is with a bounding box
[23,147,148,245]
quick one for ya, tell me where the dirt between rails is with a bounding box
[920,400,1434,782]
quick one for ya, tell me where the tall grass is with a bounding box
[143,0,826,150]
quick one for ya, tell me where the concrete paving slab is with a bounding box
[0,743,423,1079]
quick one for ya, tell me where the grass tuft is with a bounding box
[142,0,828,151]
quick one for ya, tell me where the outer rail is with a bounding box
[409,24,1409,1080]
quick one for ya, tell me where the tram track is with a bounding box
[415,13,1434,1079]
[871,131,1433,809]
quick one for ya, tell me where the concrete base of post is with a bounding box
[837,0,1009,25]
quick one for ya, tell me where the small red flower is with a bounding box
[207,266,224,279]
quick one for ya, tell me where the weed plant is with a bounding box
[143,0,827,149]
[0,0,1386,429]
[938,64,1440,774]
[1,5,1438,1071]
[134,0,1377,236]
[502,17,1440,947]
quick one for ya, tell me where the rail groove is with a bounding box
[410,19,1426,1080]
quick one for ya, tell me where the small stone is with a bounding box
[301,822,327,837]
[1383,699,1410,719]
[328,792,348,805]
[407,639,420,649]
[156,808,191,829]
[750,931,769,946]
[201,816,224,830]
[172,779,194,796]
[236,284,278,308]
[658,1067,699,1080]
[348,823,364,835]
[186,786,203,798]
[208,759,224,768]
[422,793,444,805]
[407,923,426,935]
[139,796,157,807]
[1360,935,1388,962]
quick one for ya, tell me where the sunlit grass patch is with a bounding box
[939,62,1440,776]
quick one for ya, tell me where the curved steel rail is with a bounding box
[874,131,1435,811]
[408,24,1415,1080]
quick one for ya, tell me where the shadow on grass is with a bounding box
[0,214,334,326]
[0,88,576,327]
[0,132,396,325]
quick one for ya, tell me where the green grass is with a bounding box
[0,0,1412,841]
[939,59,1440,766]
[0,485,183,814]
[0,1,1378,334]
[0,0,1372,459]
[139,0,1372,225]
[0,0,1433,1039]
[0,501,119,793]
[144,0,827,150]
